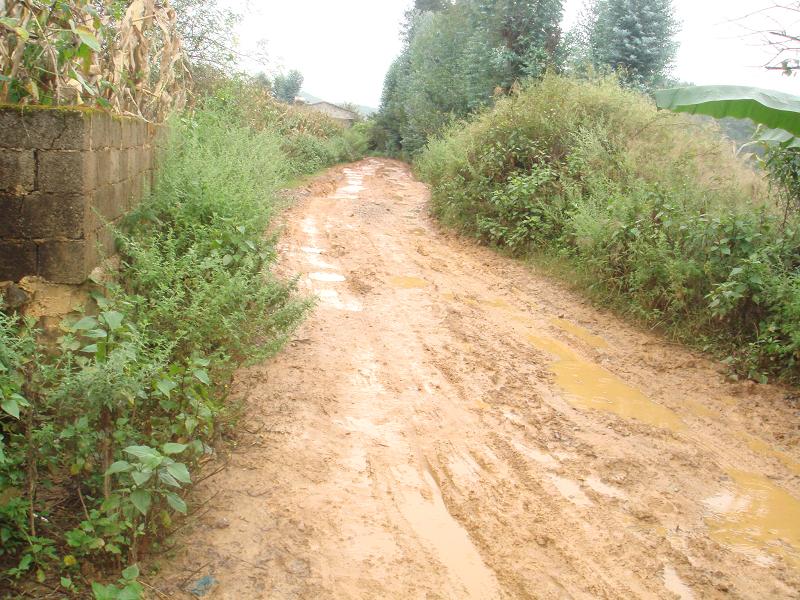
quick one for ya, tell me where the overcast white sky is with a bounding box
[235,0,799,107]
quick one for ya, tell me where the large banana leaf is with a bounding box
[654,85,800,138]
[757,127,800,149]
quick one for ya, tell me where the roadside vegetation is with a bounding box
[0,3,369,596]
[417,75,800,382]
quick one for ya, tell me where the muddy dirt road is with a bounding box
[155,159,800,599]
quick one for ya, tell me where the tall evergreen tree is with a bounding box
[484,0,565,79]
[590,0,678,86]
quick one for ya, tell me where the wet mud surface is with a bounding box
[153,159,800,599]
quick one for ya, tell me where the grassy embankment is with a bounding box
[416,76,800,383]
[0,81,368,596]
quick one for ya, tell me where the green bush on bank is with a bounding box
[282,121,372,175]
[0,85,368,596]
[417,75,800,382]
[198,77,373,177]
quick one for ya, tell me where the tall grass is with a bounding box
[417,75,800,382]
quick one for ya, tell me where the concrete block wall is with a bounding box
[0,107,161,284]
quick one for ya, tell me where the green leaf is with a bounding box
[131,470,152,487]
[72,316,98,331]
[166,462,191,484]
[117,583,143,600]
[101,311,124,332]
[193,369,210,385]
[1,397,20,419]
[75,26,101,52]
[81,344,99,354]
[90,292,110,309]
[162,442,187,455]
[0,18,29,42]
[655,85,800,137]
[105,461,132,476]
[755,127,800,148]
[124,445,159,460]
[101,494,121,513]
[184,415,198,434]
[222,254,233,266]
[164,492,187,514]
[121,564,140,581]
[63,338,82,352]
[158,470,180,487]
[129,489,151,516]
[91,582,115,600]
[156,378,177,397]
[18,554,32,571]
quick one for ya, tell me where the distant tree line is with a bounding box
[373,0,679,155]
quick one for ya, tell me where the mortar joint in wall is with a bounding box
[33,149,39,191]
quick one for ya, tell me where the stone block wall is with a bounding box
[0,106,161,284]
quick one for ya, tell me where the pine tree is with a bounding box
[590,0,678,87]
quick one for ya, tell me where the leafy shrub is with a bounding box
[417,75,800,381]
[328,122,374,163]
[282,131,337,175]
[764,145,800,220]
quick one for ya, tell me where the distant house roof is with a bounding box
[307,101,358,121]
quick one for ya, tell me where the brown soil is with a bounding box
[152,159,800,599]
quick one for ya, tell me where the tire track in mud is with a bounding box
[153,158,800,600]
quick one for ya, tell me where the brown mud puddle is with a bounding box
[527,334,686,432]
[550,317,610,349]
[391,466,502,599]
[706,469,800,568]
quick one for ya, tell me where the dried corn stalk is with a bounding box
[0,0,190,121]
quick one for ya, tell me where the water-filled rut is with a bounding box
[153,159,800,599]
